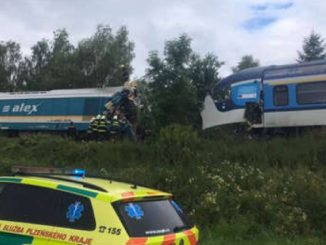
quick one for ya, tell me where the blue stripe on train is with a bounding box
[0,122,89,131]
[265,106,326,112]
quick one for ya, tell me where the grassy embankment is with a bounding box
[0,125,325,244]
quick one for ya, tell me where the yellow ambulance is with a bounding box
[0,167,199,245]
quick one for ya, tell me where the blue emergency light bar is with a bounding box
[11,166,87,178]
[72,169,86,177]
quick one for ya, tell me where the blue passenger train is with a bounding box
[201,60,326,130]
[0,87,122,132]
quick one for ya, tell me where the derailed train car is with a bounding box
[0,87,122,133]
[201,60,326,130]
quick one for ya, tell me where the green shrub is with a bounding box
[154,124,201,165]
[0,128,325,239]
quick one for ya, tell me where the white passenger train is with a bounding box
[201,60,326,130]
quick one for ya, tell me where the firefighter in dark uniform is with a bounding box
[87,116,96,140]
[91,115,101,141]
[110,115,121,138]
[98,115,108,141]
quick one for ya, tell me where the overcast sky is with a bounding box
[0,0,325,78]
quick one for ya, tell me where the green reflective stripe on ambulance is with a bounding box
[0,231,33,245]
[57,185,98,198]
[0,177,22,183]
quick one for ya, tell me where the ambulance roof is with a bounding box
[0,175,171,202]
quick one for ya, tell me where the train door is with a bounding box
[231,80,262,125]
[263,83,290,128]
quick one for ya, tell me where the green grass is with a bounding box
[0,127,325,241]
[200,226,326,245]
[201,237,326,245]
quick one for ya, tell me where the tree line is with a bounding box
[0,25,134,91]
[0,26,325,130]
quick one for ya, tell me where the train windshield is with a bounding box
[212,83,231,103]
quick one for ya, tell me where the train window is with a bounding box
[213,84,231,103]
[273,85,288,106]
[297,81,326,104]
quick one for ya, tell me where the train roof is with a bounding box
[217,59,326,87]
[0,87,123,100]
[218,66,270,87]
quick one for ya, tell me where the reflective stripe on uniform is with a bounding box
[98,119,108,133]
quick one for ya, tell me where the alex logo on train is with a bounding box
[2,103,42,115]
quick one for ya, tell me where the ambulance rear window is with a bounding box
[114,199,193,237]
